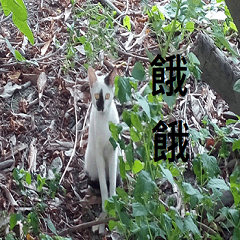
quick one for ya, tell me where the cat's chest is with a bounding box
[89,105,119,144]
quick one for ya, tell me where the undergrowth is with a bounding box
[2,0,240,239]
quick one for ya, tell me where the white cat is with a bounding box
[84,66,120,212]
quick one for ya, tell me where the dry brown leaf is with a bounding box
[64,8,72,21]
[28,138,37,172]
[37,72,47,106]
[0,183,18,206]
[41,39,52,56]
[7,71,21,82]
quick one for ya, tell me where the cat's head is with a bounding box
[88,67,117,114]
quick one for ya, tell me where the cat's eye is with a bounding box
[105,93,110,99]
[94,93,100,99]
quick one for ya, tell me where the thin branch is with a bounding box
[59,84,78,184]
[58,217,117,236]
[118,48,149,62]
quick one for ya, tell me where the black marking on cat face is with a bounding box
[96,89,104,111]
[104,74,110,86]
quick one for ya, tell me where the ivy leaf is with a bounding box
[132,62,145,81]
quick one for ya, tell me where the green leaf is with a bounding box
[233,79,240,92]
[117,77,132,103]
[228,209,240,226]
[184,215,200,235]
[37,174,46,191]
[193,153,220,179]
[146,49,155,62]
[84,42,92,54]
[45,218,57,235]
[2,0,27,21]
[185,21,195,33]
[109,122,119,141]
[132,160,144,174]
[25,172,31,185]
[162,91,177,108]
[122,110,131,127]
[108,220,118,231]
[188,52,200,65]
[233,139,240,151]
[125,143,134,167]
[131,112,142,132]
[182,182,203,199]
[14,50,26,61]
[212,23,238,57]
[160,165,174,185]
[116,187,128,201]
[132,62,145,80]
[119,156,126,180]
[230,167,240,206]
[207,178,229,191]
[12,15,34,45]
[230,21,238,32]
[136,94,151,120]
[109,137,118,150]
[13,168,24,181]
[10,213,23,229]
[5,233,16,240]
[134,171,157,202]
[130,127,140,142]
[132,202,148,216]
[123,15,131,31]
[79,36,86,44]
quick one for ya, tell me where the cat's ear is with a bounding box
[104,67,117,87]
[88,67,97,87]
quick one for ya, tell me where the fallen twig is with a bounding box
[58,217,117,236]
[59,83,78,184]
[118,48,149,62]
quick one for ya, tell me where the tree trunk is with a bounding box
[191,32,240,116]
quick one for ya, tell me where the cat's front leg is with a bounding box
[108,149,118,197]
[96,154,108,211]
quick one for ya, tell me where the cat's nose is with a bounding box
[97,106,104,111]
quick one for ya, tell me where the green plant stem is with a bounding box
[145,216,154,240]
[162,0,181,58]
